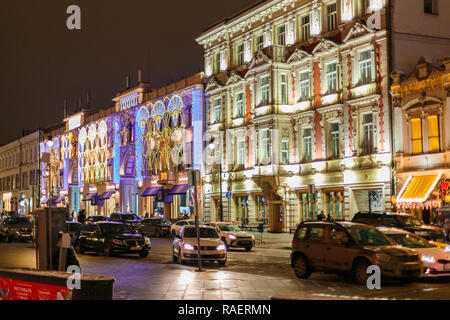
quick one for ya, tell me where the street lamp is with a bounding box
[209,138,223,222]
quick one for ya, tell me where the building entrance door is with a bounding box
[270,202,284,233]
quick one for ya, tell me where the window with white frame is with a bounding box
[303,128,312,162]
[262,130,272,162]
[281,140,289,164]
[330,122,340,158]
[281,74,288,104]
[237,44,244,66]
[362,113,374,154]
[300,71,310,100]
[261,76,270,105]
[238,140,246,166]
[327,63,338,94]
[359,50,372,85]
[301,15,310,42]
[327,3,337,31]
[256,35,264,50]
[236,92,244,117]
[277,25,286,46]
[214,98,221,122]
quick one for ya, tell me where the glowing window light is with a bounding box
[192,89,203,171]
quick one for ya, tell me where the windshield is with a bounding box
[387,233,433,248]
[396,216,422,227]
[8,217,31,225]
[184,228,219,238]
[348,227,393,247]
[188,221,204,225]
[119,214,138,221]
[100,224,136,235]
[219,224,241,232]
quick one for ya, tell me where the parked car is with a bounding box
[170,219,204,237]
[138,218,172,237]
[172,225,227,265]
[109,213,141,231]
[0,216,33,242]
[67,221,84,244]
[378,227,450,277]
[352,212,444,242]
[205,222,255,251]
[85,215,109,224]
[74,221,151,257]
[291,221,422,284]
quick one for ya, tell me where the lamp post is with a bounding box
[209,139,223,222]
[43,136,54,270]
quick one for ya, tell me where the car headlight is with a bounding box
[216,244,226,251]
[375,253,391,264]
[145,237,151,245]
[445,246,450,253]
[183,243,195,250]
[111,239,124,246]
[228,234,237,240]
[421,255,436,264]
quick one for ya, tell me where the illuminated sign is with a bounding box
[106,185,115,191]
[120,93,139,111]
[178,177,188,182]
[89,187,97,192]
[68,114,82,131]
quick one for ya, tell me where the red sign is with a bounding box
[0,278,70,300]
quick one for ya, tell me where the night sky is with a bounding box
[0,0,261,145]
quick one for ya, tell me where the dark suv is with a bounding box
[109,213,141,231]
[0,216,33,242]
[74,222,151,257]
[352,212,444,242]
[291,221,422,284]
[138,218,172,237]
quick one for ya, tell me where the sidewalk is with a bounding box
[248,231,293,250]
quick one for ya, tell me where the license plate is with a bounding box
[131,246,142,251]
[445,264,450,271]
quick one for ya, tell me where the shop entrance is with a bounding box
[270,201,284,233]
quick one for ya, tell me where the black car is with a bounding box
[85,215,109,224]
[67,221,84,244]
[74,222,151,257]
[0,216,33,242]
[352,212,444,242]
[138,218,172,237]
[109,213,141,230]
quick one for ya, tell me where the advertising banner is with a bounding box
[0,278,70,300]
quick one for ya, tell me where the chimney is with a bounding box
[126,75,130,89]
[138,69,142,84]
[78,96,82,111]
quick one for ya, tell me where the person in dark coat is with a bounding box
[317,211,326,221]
[78,210,86,224]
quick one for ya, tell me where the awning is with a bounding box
[396,174,442,204]
[142,187,163,197]
[83,193,97,201]
[98,191,115,200]
[169,184,190,195]
[52,196,65,204]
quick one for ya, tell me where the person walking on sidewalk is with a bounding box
[317,211,326,221]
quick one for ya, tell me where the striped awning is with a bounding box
[142,187,163,197]
[98,191,115,200]
[83,193,97,201]
[169,184,190,195]
[396,174,442,204]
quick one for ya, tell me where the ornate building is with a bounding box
[196,0,393,232]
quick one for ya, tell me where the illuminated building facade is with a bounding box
[196,0,393,232]
[391,58,450,220]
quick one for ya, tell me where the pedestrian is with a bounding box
[326,213,333,221]
[317,210,325,221]
[78,210,86,224]
[422,209,430,225]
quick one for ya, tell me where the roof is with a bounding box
[377,227,409,234]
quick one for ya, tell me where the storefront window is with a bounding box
[326,191,345,220]
[236,196,249,224]
[300,193,318,221]
[256,195,268,223]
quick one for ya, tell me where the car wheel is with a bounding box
[293,254,311,279]
[139,251,149,258]
[245,246,252,252]
[74,240,84,254]
[103,242,113,257]
[353,259,371,285]
[218,260,227,266]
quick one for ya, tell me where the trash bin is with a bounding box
[258,223,265,233]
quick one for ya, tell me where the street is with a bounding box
[1,237,450,300]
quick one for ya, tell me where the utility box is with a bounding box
[36,207,68,271]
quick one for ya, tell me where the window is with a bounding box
[330,123,340,158]
[238,140,246,166]
[22,172,28,188]
[362,113,374,154]
[261,76,270,105]
[256,35,264,50]
[303,128,312,162]
[359,50,372,84]
[327,63,337,93]
[309,227,324,241]
[327,3,337,31]
[30,170,36,186]
[256,195,268,222]
[411,118,423,154]
[236,93,244,117]
[300,71,310,100]
[262,130,272,162]
[326,191,345,220]
[301,15,310,41]
[329,228,350,245]
[214,52,220,73]
[361,0,371,15]
[424,0,438,14]
[237,44,244,66]
[296,227,308,240]
[236,196,249,224]
[281,140,289,164]
[428,115,440,152]
[300,192,319,220]
[281,74,288,104]
[214,99,221,122]
[277,25,286,46]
